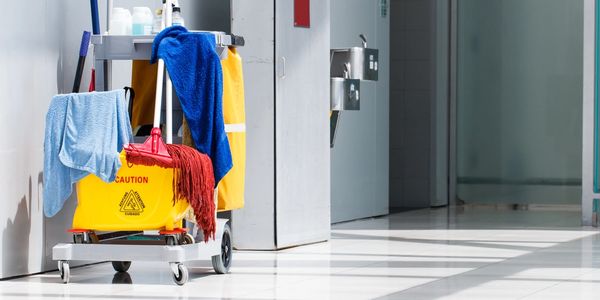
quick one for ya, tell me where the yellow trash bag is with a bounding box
[72,152,189,231]
[217,48,246,211]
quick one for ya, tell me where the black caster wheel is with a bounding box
[211,223,232,274]
[181,233,195,245]
[72,231,97,244]
[73,233,85,244]
[171,263,188,285]
[165,235,178,246]
[112,261,131,272]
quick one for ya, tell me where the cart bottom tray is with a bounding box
[52,219,231,285]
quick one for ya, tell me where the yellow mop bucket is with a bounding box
[72,152,189,231]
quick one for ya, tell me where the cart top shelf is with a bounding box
[91,32,244,61]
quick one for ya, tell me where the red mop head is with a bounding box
[124,128,215,241]
[166,144,216,242]
[125,128,173,168]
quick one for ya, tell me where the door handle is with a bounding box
[278,56,286,78]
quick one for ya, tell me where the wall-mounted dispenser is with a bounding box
[331,63,361,111]
[331,77,360,110]
[330,34,379,81]
[330,34,379,147]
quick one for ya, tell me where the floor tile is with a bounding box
[4,208,600,299]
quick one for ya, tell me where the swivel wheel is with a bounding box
[170,263,188,285]
[211,223,232,274]
[58,260,70,284]
[181,233,195,245]
[165,235,177,246]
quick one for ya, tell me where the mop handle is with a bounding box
[165,1,174,144]
[72,31,91,93]
[89,0,100,35]
[152,0,173,130]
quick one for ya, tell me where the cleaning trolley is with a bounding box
[52,0,244,285]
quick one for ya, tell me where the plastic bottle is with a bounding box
[132,7,153,35]
[108,8,123,35]
[152,8,163,33]
[123,9,132,35]
[109,8,132,35]
[172,7,185,27]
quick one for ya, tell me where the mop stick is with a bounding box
[165,1,174,144]
[89,0,100,34]
[154,0,172,132]
[72,31,91,93]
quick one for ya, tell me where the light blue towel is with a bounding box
[43,90,133,217]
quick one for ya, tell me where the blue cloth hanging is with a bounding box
[151,26,232,184]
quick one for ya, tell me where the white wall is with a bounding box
[0,0,64,279]
[330,0,390,222]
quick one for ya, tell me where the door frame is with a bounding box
[583,0,596,225]
[447,0,458,207]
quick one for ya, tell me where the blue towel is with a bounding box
[151,26,232,184]
[43,90,133,217]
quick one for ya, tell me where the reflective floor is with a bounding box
[3,207,600,299]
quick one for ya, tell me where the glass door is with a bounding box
[455,0,583,205]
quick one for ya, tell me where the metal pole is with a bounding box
[165,0,174,143]
[107,0,113,33]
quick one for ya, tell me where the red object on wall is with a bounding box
[294,0,310,28]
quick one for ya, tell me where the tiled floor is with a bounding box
[3,207,600,299]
